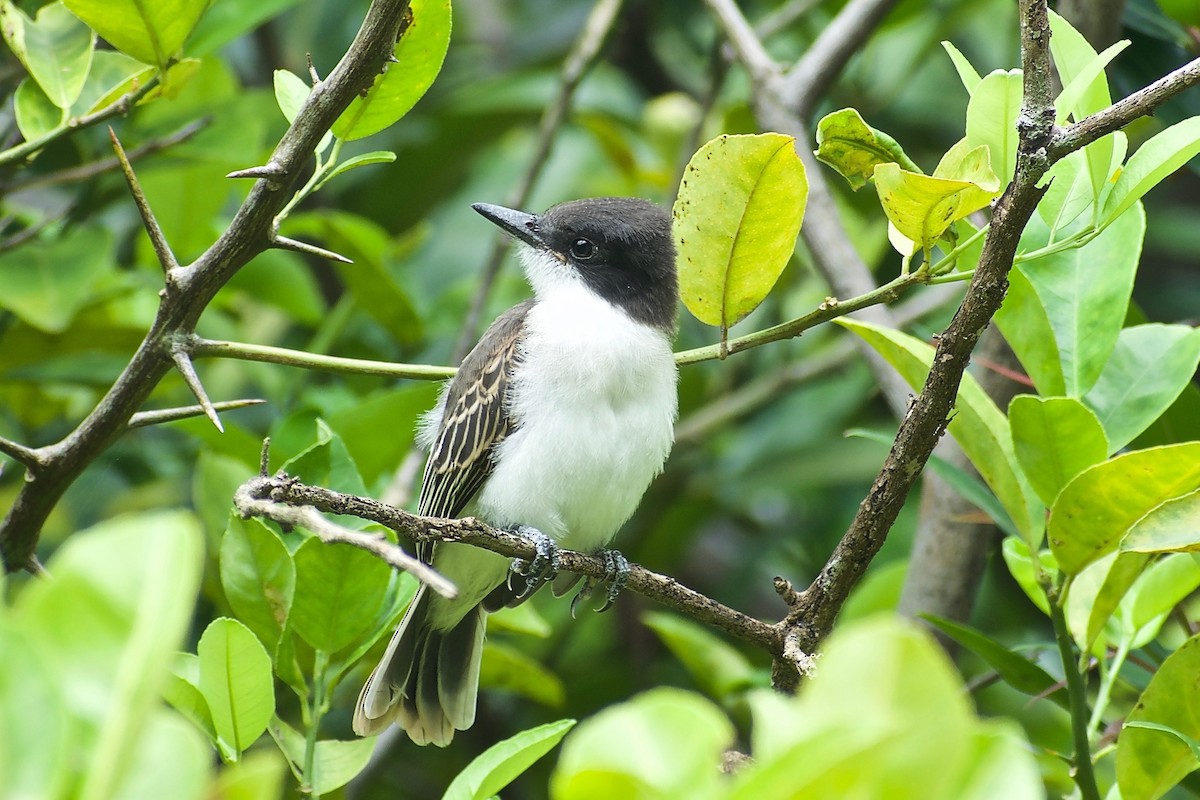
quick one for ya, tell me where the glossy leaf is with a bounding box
[13,78,62,142]
[1049,443,1200,574]
[1001,537,1056,616]
[290,535,391,654]
[1009,395,1108,505]
[838,319,1044,545]
[551,687,733,799]
[1084,324,1200,452]
[444,719,576,800]
[74,50,154,114]
[941,41,982,94]
[220,517,295,652]
[1103,116,1200,228]
[0,1,94,108]
[814,108,920,190]
[316,151,397,190]
[333,0,451,140]
[1054,39,1129,124]
[1048,10,1116,197]
[996,205,1144,396]
[674,133,808,329]
[61,0,210,69]
[1065,551,1150,649]
[643,611,758,699]
[164,653,217,742]
[965,69,1022,185]
[1115,554,1200,649]
[1117,633,1200,799]
[198,618,275,759]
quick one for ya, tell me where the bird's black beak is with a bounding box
[472,203,544,250]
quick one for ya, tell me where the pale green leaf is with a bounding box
[163,653,217,743]
[1065,551,1150,649]
[1009,395,1108,505]
[837,319,1044,545]
[444,720,576,800]
[0,1,94,108]
[1117,633,1200,799]
[1001,537,1056,616]
[643,611,758,699]
[110,709,211,800]
[1036,150,1095,235]
[1048,9,1116,198]
[290,536,391,653]
[0,624,72,800]
[674,132,808,329]
[1049,443,1200,574]
[333,0,451,140]
[1084,325,1200,452]
[1117,554,1200,649]
[1103,117,1200,228]
[315,150,397,190]
[480,642,565,708]
[941,41,982,94]
[269,718,375,794]
[1054,39,1129,124]
[965,69,1023,186]
[198,618,275,758]
[1121,491,1200,555]
[73,50,154,114]
[814,107,921,190]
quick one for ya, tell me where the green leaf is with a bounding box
[193,451,252,546]
[965,69,1023,186]
[197,618,275,760]
[0,226,114,333]
[941,41,982,94]
[1064,551,1150,649]
[186,0,301,56]
[61,0,211,69]
[444,719,576,800]
[0,624,72,800]
[1084,325,1200,452]
[273,69,332,155]
[269,717,375,794]
[333,0,451,140]
[1122,490,1200,555]
[873,144,999,253]
[206,749,288,800]
[1036,150,1095,234]
[164,653,217,743]
[280,419,369,498]
[813,108,921,190]
[0,1,94,109]
[1048,10,1116,198]
[551,688,733,799]
[643,611,757,699]
[1117,633,1200,799]
[326,385,438,487]
[1054,39,1129,124]
[674,133,808,330]
[1049,443,1200,574]
[111,709,211,800]
[1009,395,1108,505]
[13,77,63,142]
[996,205,1145,396]
[1103,117,1200,226]
[1116,554,1200,649]
[73,50,155,114]
[315,150,397,190]
[290,535,391,653]
[837,319,1044,546]
[487,600,552,638]
[479,642,565,708]
[921,615,1067,708]
[16,510,204,799]
[219,518,295,653]
[1001,537,1056,616]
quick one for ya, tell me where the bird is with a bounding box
[353,196,680,746]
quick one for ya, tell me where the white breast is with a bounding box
[475,283,678,553]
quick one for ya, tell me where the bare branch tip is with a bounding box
[0,436,44,471]
[272,235,353,263]
[259,438,271,477]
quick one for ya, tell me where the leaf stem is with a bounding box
[1049,581,1101,800]
[304,649,331,799]
[1089,635,1131,736]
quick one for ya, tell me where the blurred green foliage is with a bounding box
[1,0,1200,798]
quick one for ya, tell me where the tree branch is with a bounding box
[188,335,455,379]
[0,0,414,572]
[236,474,788,661]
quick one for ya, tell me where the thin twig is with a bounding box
[127,399,266,429]
[188,335,456,380]
[452,0,625,361]
[234,476,459,599]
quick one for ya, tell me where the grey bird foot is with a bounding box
[570,549,631,617]
[506,525,560,601]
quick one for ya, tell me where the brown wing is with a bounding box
[416,300,531,557]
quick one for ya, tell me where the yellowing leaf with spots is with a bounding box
[673,133,807,330]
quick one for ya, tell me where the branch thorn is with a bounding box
[109,127,179,273]
[169,343,224,433]
[128,398,265,429]
[272,235,353,263]
[0,436,45,471]
[227,161,288,186]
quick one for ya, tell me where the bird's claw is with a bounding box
[506,525,559,600]
[570,549,630,617]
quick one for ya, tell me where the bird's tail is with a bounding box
[353,585,487,747]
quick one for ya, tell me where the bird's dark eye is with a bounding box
[569,238,596,260]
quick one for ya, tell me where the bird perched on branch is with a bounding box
[354,196,679,746]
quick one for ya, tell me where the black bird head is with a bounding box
[472,197,678,333]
